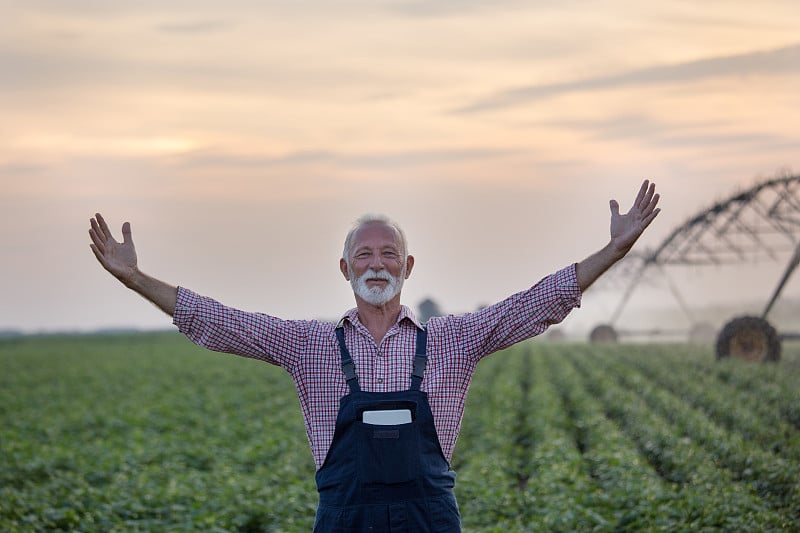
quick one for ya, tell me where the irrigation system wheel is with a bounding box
[715,315,781,362]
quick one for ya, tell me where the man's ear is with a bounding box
[404,255,415,279]
[340,258,350,281]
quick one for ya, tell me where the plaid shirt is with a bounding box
[173,264,581,469]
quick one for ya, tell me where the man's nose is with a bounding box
[369,253,385,270]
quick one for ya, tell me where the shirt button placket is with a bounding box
[376,347,385,390]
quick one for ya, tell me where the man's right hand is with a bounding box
[89,213,178,316]
[89,213,138,286]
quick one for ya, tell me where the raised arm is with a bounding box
[89,213,177,316]
[575,180,661,292]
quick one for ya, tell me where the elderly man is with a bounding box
[89,180,660,532]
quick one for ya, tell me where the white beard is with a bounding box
[350,268,405,305]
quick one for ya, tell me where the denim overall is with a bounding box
[312,325,462,532]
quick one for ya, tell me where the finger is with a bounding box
[632,180,649,210]
[89,228,106,254]
[642,192,660,217]
[640,207,661,230]
[122,222,133,245]
[95,213,115,241]
[89,243,110,269]
[90,218,106,244]
[609,199,620,217]
[639,181,656,211]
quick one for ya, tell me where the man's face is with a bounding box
[341,222,413,306]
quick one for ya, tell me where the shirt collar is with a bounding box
[336,305,423,330]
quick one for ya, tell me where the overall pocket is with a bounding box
[356,420,420,485]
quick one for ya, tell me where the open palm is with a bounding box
[89,213,138,284]
[609,180,661,255]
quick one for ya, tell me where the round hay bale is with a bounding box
[715,315,781,362]
[589,324,618,343]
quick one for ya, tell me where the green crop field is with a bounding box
[2,333,799,532]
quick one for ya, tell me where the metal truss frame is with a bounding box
[608,173,800,326]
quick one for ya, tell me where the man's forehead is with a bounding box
[351,222,402,247]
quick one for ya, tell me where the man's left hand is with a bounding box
[609,179,661,258]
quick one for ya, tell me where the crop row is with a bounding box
[457,343,799,531]
[583,345,800,517]
[612,345,800,462]
[566,346,795,530]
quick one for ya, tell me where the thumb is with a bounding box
[122,222,133,245]
[609,199,620,217]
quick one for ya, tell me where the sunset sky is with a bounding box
[2,1,799,337]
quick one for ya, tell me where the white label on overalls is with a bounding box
[362,409,412,425]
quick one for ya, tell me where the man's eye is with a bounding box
[383,252,398,258]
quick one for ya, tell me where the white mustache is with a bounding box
[359,269,393,282]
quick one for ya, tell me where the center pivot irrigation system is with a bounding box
[590,173,800,362]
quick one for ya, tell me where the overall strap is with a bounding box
[335,326,361,393]
[409,325,428,391]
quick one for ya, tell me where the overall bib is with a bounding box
[312,325,462,532]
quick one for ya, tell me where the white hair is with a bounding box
[342,214,408,267]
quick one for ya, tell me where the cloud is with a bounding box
[177,150,336,169]
[456,42,800,113]
[541,115,667,141]
[0,46,383,96]
[0,163,47,176]
[538,113,798,153]
[156,19,233,34]
[175,147,518,170]
[385,0,532,17]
